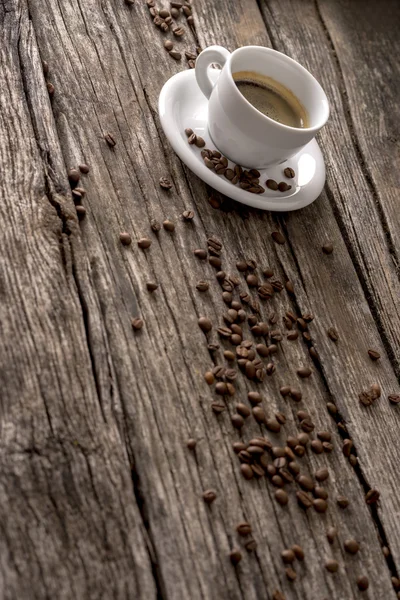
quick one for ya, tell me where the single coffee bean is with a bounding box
[327,402,337,415]
[285,567,296,581]
[287,330,299,342]
[311,440,324,454]
[211,402,225,414]
[297,366,312,378]
[194,136,205,148]
[241,464,254,480]
[344,539,359,554]
[68,168,80,185]
[365,489,380,504]
[327,327,339,341]
[298,475,314,491]
[301,419,315,433]
[104,132,116,147]
[232,414,244,429]
[204,371,214,385]
[297,432,309,445]
[272,489,287,506]
[78,163,90,174]
[392,577,400,591]
[236,404,251,418]
[252,406,266,424]
[315,467,329,482]
[357,576,369,591]
[146,282,158,292]
[162,219,175,232]
[337,496,349,509]
[198,317,212,333]
[271,475,284,488]
[296,491,313,509]
[119,232,132,246]
[42,60,49,76]
[296,318,307,331]
[323,442,334,453]
[159,8,170,17]
[314,487,328,500]
[368,349,381,361]
[263,268,274,279]
[317,431,332,442]
[325,559,339,573]
[327,526,337,544]
[322,242,334,254]
[289,388,302,402]
[313,498,328,513]
[271,231,285,245]
[216,382,229,396]
[248,391,262,405]
[246,274,258,287]
[342,439,354,458]
[275,412,286,425]
[281,549,295,564]
[169,50,182,60]
[76,205,86,220]
[266,179,278,191]
[209,256,222,269]
[237,522,252,536]
[149,219,161,232]
[165,40,175,52]
[170,1,183,7]
[265,418,280,433]
[383,546,390,558]
[185,51,197,61]
[194,248,207,261]
[229,548,242,566]
[233,442,246,454]
[47,81,55,95]
[131,317,143,331]
[203,490,216,504]
[284,167,295,178]
[196,280,209,292]
[186,438,196,450]
[278,182,292,192]
[138,238,152,249]
[285,281,294,294]
[389,394,400,404]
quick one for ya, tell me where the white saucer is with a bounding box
[159,69,326,212]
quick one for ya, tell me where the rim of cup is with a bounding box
[226,46,330,134]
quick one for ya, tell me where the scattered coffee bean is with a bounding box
[284,167,295,178]
[266,418,281,433]
[252,406,266,424]
[195,136,205,148]
[232,414,244,429]
[325,559,339,573]
[278,182,292,192]
[236,404,251,418]
[229,549,242,566]
[266,179,278,191]
[196,280,209,292]
[68,168,80,185]
[359,383,381,406]
[237,522,252,536]
[298,475,314,491]
[211,402,225,414]
[216,382,229,396]
[169,50,182,60]
[182,210,194,221]
[248,391,262,405]
[203,490,216,504]
[198,317,212,333]
[272,489,288,506]
[313,498,328,513]
[349,455,358,467]
[138,237,152,249]
[272,591,285,600]
[281,549,295,564]
[327,402,337,416]
[365,489,380,504]
[186,438,196,450]
[119,232,132,246]
[337,496,349,509]
[327,526,337,544]
[76,205,86,220]
[46,82,55,95]
[368,349,380,361]
[286,567,297,581]
[104,132,116,147]
[246,274,258,287]
[173,25,185,36]
[164,40,175,52]
[311,440,324,454]
[315,467,329,482]
[244,538,257,552]
[241,464,254,480]
[296,491,313,509]
[322,242,334,255]
[344,539,359,554]
[146,282,158,292]
[389,394,400,404]
[78,164,90,174]
[357,576,369,591]
[323,442,334,453]
[297,366,312,378]
[315,487,328,500]
[131,317,143,331]
[233,442,246,454]
[170,1,183,7]
[209,256,222,269]
[298,432,309,445]
[271,231,285,245]
[327,327,339,341]
[162,219,175,232]
[194,248,207,260]
[204,371,214,385]
[285,281,294,294]
[150,219,161,232]
[290,388,302,402]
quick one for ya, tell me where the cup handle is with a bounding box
[195,45,231,100]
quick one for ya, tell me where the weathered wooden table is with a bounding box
[2,0,400,598]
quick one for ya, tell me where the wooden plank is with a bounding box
[2,0,400,599]
[0,3,156,599]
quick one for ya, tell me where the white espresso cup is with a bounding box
[195,45,329,169]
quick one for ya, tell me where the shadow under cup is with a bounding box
[208,46,329,168]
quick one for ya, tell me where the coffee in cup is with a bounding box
[233,71,309,129]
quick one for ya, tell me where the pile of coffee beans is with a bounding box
[146,0,198,63]
[186,132,296,195]
[67,164,90,221]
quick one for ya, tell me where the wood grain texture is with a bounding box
[1,0,400,598]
